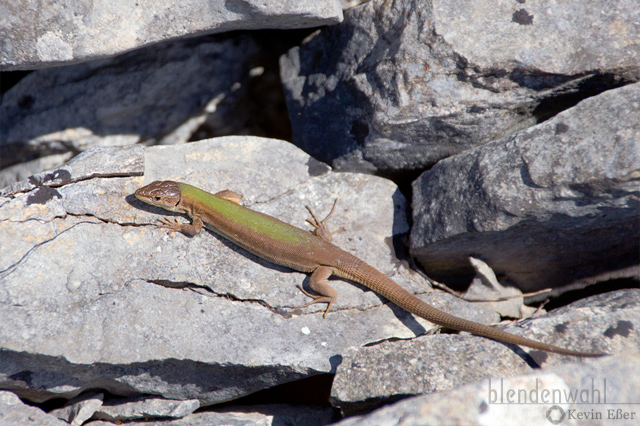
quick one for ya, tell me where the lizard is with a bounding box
[134,180,606,357]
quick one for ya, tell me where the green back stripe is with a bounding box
[179,183,313,246]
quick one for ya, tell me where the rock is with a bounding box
[88,404,336,426]
[0,391,69,426]
[1,145,144,197]
[340,0,369,9]
[0,153,77,192]
[93,396,199,421]
[49,392,103,425]
[331,289,639,416]
[462,257,533,319]
[0,1,635,423]
[1,33,275,187]
[1,0,343,70]
[410,82,640,291]
[432,0,640,74]
[280,0,640,174]
[333,352,640,426]
[1,136,488,406]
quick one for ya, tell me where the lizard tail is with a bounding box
[339,258,606,358]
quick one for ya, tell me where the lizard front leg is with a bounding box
[158,215,203,237]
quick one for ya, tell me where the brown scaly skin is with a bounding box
[135,180,607,358]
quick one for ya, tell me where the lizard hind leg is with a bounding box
[285,266,337,318]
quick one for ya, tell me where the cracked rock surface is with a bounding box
[2,0,639,424]
[4,138,635,426]
[1,137,498,406]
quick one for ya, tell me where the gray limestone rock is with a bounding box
[2,1,635,422]
[88,404,336,426]
[331,289,639,416]
[0,391,69,426]
[462,257,533,319]
[1,137,493,406]
[280,0,640,174]
[49,392,103,425]
[93,396,199,421]
[334,352,640,426]
[0,0,343,70]
[1,145,144,197]
[1,34,261,187]
[410,82,640,291]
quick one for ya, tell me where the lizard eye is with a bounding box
[154,196,162,201]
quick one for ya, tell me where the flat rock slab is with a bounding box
[411,82,640,291]
[331,289,640,415]
[93,396,199,421]
[1,0,343,70]
[1,145,144,197]
[334,352,640,426]
[0,136,498,406]
[89,404,337,426]
[432,0,640,74]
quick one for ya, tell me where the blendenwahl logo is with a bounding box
[488,378,606,405]
[487,377,638,424]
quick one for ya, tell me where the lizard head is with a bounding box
[135,180,182,211]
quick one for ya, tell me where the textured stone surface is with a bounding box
[281,0,640,174]
[89,405,337,426]
[335,352,640,426]
[1,1,637,420]
[411,83,640,291]
[0,391,69,426]
[1,145,144,197]
[1,34,262,187]
[432,0,640,74]
[331,289,639,415]
[0,0,343,70]
[49,392,103,425]
[1,137,496,406]
[462,257,534,319]
[93,396,199,421]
